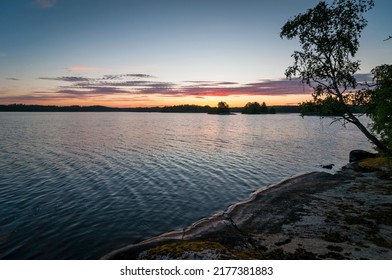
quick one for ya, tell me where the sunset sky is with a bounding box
[0,0,391,107]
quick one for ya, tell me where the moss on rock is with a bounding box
[139,241,263,260]
[358,157,392,176]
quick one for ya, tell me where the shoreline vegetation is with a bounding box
[0,103,364,115]
[102,155,391,260]
[0,103,295,114]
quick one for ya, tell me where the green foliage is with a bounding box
[280,0,374,92]
[280,0,390,153]
[300,94,347,116]
[364,65,392,152]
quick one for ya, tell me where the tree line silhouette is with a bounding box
[0,102,284,114]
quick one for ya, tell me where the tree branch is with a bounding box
[383,35,392,42]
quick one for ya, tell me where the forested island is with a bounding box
[242,102,276,114]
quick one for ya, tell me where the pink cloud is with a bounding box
[0,74,317,104]
[68,66,96,72]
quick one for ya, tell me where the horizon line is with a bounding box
[0,103,303,109]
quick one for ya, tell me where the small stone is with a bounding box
[321,164,334,169]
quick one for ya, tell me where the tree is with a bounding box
[383,35,392,42]
[280,0,390,153]
[218,101,229,110]
[269,107,276,114]
[260,102,268,114]
[242,102,262,114]
[242,101,275,114]
[363,65,392,153]
[208,101,231,114]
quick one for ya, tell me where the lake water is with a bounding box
[0,112,373,259]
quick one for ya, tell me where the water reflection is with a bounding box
[0,112,372,259]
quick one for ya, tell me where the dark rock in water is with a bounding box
[321,164,334,169]
[349,150,377,163]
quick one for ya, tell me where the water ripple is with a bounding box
[0,112,372,259]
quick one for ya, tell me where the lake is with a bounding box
[0,112,373,259]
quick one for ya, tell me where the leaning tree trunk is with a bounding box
[345,109,389,154]
[336,91,390,154]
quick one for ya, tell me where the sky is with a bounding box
[0,0,391,108]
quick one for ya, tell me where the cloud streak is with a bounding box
[0,73,316,104]
[132,78,312,97]
[5,71,375,105]
[39,76,90,82]
[32,73,313,100]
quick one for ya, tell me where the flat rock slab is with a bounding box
[102,167,392,260]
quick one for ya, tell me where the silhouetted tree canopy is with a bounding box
[0,104,158,112]
[281,0,390,153]
[242,102,275,114]
[161,104,211,113]
[208,101,231,114]
[260,102,268,114]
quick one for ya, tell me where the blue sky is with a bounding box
[0,0,391,107]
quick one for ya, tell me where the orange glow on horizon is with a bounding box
[0,93,311,108]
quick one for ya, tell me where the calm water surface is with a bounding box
[0,112,373,259]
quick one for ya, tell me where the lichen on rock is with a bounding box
[138,241,262,260]
[102,164,392,260]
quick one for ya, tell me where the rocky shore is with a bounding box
[102,158,392,260]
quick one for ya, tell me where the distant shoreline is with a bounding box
[0,104,302,114]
